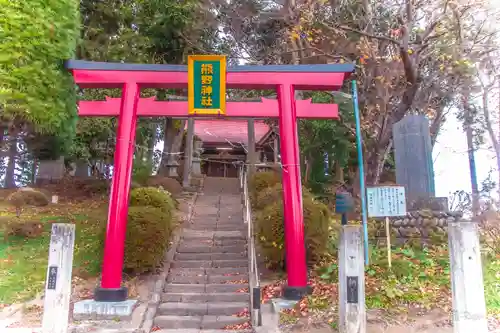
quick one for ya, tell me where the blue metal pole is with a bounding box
[351,80,370,265]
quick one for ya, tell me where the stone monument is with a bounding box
[391,115,451,243]
[393,115,447,211]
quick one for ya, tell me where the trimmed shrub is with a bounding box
[146,176,183,196]
[129,187,175,215]
[4,220,44,240]
[6,189,50,207]
[6,189,50,216]
[254,183,315,211]
[255,188,331,269]
[122,206,173,273]
[249,170,281,206]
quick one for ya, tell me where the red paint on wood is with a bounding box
[71,69,347,90]
[100,83,139,290]
[78,97,339,119]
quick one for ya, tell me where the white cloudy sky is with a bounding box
[434,0,499,200]
[434,113,497,199]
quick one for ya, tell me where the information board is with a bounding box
[366,186,407,217]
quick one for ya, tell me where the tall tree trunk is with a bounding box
[480,78,500,203]
[5,134,17,188]
[0,126,5,151]
[335,160,344,183]
[31,156,37,185]
[159,118,178,175]
[147,125,156,166]
[498,78,500,201]
[464,96,480,217]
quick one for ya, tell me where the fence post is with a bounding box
[338,225,366,333]
[448,221,488,333]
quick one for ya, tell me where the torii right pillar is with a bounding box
[275,67,354,300]
[277,84,309,299]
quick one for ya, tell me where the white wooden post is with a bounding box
[448,221,488,333]
[338,225,366,333]
[42,223,75,333]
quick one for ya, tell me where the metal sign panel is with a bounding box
[366,186,407,217]
[188,55,227,115]
[346,276,359,304]
[335,192,354,214]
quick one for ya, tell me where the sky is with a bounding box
[433,112,497,200]
[433,0,499,202]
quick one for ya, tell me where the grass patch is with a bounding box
[316,241,500,314]
[0,202,106,304]
[484,259,500,313]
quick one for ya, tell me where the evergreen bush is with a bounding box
[122,206,173,273]
[6,189,50,216]
[254,183,314,211]
[254,188,331,269]
[249,170,281,206]
[146,176,183,195]
[129,187,175,216]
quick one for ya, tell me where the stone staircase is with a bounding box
[154,177,252,332]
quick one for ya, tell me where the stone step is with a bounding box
[157,302,248,316]
[176,245,247,254]
[212,259,248,268]
[175,252,247,261]
[164,284,249,293]
[167,273,249,284]
[154,315,249,330]
[162,292,250,303]
[154,330,252,333]
[181,231,246,240]
[214,239,247,246]
[186,225,246,231]
[176,239,246,246]
[168,267,248,276]
[189,219,242,225]
[171,260,248,269]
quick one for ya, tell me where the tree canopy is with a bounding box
[0,0,79,135]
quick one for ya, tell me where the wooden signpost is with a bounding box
[338,225,366,333]
[366,186,406,268]
[42,223,75,333]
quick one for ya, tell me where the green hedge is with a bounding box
[254,188,331,269]
[249,170,281,207]
[129,187,176,214]
[100,187,178,274]
[123,206,174,273]
[251,173,332,269]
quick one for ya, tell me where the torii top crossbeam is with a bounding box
[65,60,354,90]
[65,59,354,303]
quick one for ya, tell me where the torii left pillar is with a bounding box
[94,82,139,301]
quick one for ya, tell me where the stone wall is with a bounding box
[370,210,463,243]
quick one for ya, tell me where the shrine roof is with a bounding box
[190,120,271,145]
[65,60,355,73]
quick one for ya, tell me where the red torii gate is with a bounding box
[66,60,354,301]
